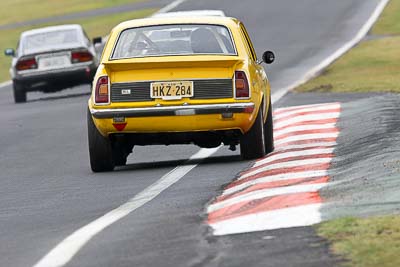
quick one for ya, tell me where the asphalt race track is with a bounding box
[0,0,387,266]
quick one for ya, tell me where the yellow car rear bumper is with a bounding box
[90,103,257,136]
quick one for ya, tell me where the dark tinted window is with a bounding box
[112,24,236,59]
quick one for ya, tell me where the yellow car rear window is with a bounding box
[111,24,236,59]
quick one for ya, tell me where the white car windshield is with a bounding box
[22,29,80,54]
[111,24,236,59]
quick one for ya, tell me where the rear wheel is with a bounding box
[87,109,115,172]
[264,98,274,154]
[13,81,27,103]
[240,108,266,160]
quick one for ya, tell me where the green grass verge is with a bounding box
[0,8,155,82]
[294,36,400,93]
[72,8,155,40]
[304,1,400,266]
[372,0,400,35]
[0,0,144,26]
[295,0,400,93]
[318,216,400,267]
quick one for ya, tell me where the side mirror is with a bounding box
[92,37,102,45]
[262,51,275,64]
[4,48,15,57]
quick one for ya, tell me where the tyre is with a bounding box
[240,108,266,160]
[264,98,274,154]
[13,81,27,103]
[87,109,115,172]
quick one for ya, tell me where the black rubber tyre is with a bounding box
[87,109,115,172]
[13,81,27,103]
[240,108,266,160]
[264,98,274,154]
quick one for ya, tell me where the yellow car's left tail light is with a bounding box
[95,76,109,104]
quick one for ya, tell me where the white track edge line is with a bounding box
[271,0,390,103]
[0,0,389,95]
[32,3,210,267]
[153,0,189,14]
[33,147,219,267]
[0,80,11,89]
[0,0,190,90]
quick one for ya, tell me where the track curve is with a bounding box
[0,0,383,266]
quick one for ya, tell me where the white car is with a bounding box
[152,10,226,18]
[4,24,101,103]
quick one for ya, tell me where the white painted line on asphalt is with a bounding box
[0,0,190,90]
[271,0,390,103]
[0,80,11,89]
[153,0,189,14]
[274,123,337,139]
[239,157,332,180]
[208,183,328,213]
[31,0,294,264]
[254,147,335,167]
[274,132,339,147]
[210,203,323,236]
[274,104,341,121]
[274,112,340,129]
[33,147,219,267]
[222,170,328,196]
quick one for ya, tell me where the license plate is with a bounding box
[38,54,70,70]
[150,81,194,100]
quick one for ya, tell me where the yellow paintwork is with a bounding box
[88,16,271,136]
[94,113,255,135]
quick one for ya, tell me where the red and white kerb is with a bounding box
[207,102,341,235]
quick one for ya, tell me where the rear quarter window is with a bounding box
[239,23,257,61]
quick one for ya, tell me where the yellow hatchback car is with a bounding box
[87,16,275,172]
